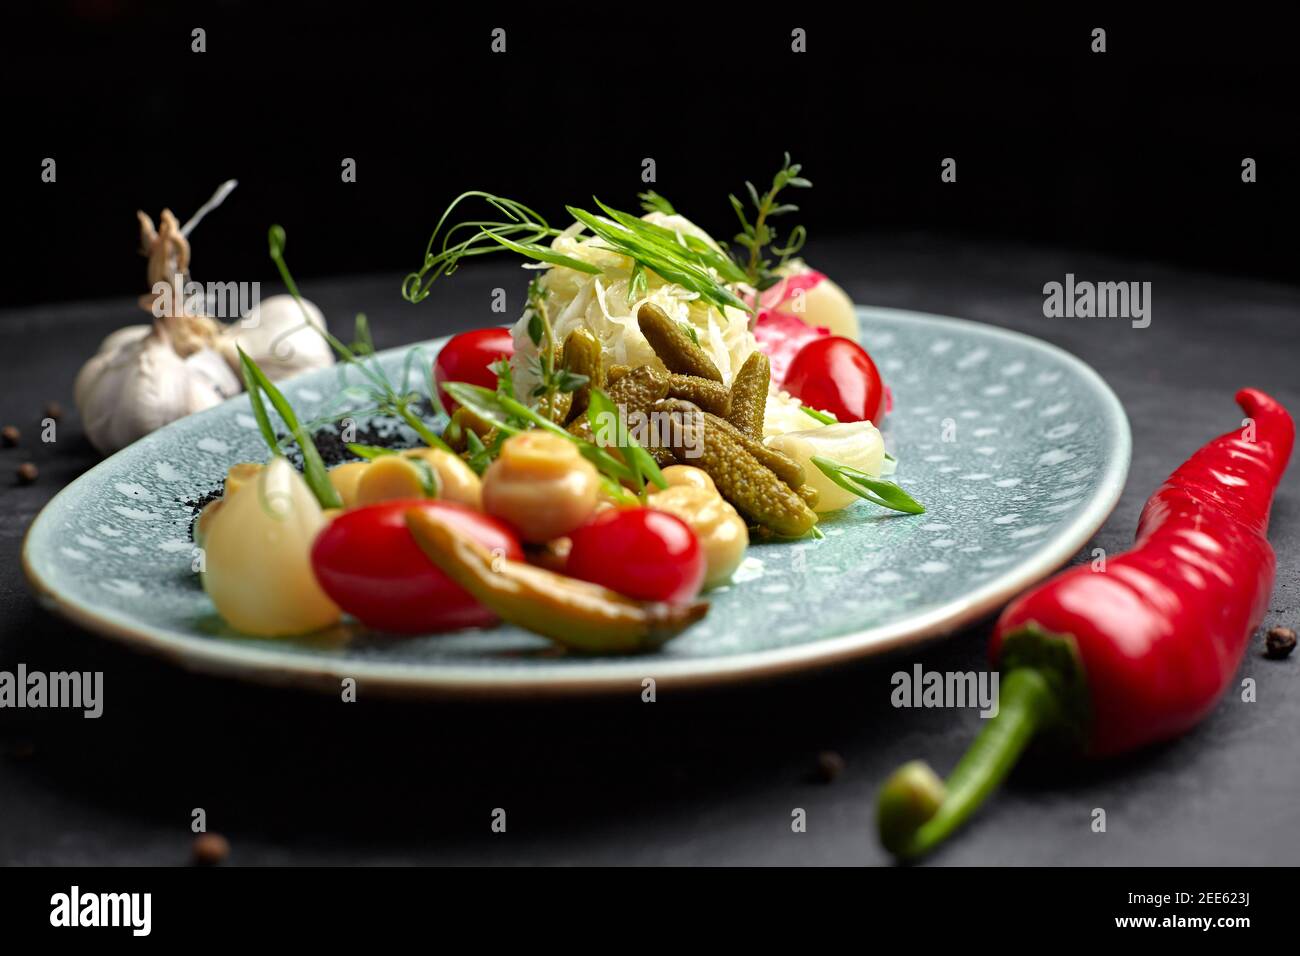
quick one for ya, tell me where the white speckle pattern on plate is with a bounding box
[23,307,1130,696]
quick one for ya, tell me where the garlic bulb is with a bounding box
[219,295,334,381]
[75,194,253,455]
[74,319,241,454]
[200,456,340,637]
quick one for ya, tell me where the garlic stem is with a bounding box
[181,179,238,237]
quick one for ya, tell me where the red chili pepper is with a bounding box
[877,389,1294,859]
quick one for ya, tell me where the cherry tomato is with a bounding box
[782,336,886,424]
[565,508,705,604]
[311,500,522,634]
[433,328,514,414]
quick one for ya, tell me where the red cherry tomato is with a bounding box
[565,508,705,605]
[433,328,514,414]
[311,500,522,634]
[782,336,886,424]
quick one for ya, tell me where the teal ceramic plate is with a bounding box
[23,307,1130,696]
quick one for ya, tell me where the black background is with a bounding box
[2,4,1299,870]
[3,4,1296,306]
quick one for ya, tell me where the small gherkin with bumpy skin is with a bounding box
[560,328,604,423]
[659,398,818,538]
[726,350,770,439]
[667,374,731,416]
[705,411,806,492]
[637,303,723,382]
[568,365,670,444]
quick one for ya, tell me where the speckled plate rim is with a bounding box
[23,306,1131,698]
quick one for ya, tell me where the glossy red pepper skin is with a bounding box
[993,388,1294,757]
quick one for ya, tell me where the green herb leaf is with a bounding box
[732,155,813,285]
[269,226,450,453]
[566,204,751,315]
[238,348,342,509]
[628,261,648,302]
[406,455,441,499]
[810,456,925,515]
[464,429,493,476]
[638,190,676,215]
[798,404,837,425]
[586,387,667,498]
[490,357,514,395]
[480,230,602,274]
[352,313,375,356]
[346,443,394,460]
[526,313,544,347]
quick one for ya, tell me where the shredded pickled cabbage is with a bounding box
[510,213,757,398]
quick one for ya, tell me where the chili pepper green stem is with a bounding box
[877,667,1057,860]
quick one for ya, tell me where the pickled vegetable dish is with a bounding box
[193,157,924,652]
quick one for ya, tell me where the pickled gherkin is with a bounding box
[560,328,603,423]
[405,508,707,652]
[706,412,806,492]
[667,374,731,417]
[726,351,770,439]
[659,399,818,538]
[568,365,670,444]
[637,303,723,382]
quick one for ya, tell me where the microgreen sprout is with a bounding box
[268,225,451,453]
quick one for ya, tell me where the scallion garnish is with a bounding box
[811,456,925,515]
[585,387,667,499]
[798,404,838,425]
[345,443,395,460]
[238,348,342,509]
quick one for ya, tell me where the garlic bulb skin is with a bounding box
[200,456,340,637]
[74,321,241,454]
[222,295,334,381]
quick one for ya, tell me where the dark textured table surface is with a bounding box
[2,234,1297,866]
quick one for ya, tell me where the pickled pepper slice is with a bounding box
[405,507,707,653]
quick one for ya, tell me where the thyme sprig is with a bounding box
[638,190,676,215]
[522,277,588,410]
[730,153,811,289]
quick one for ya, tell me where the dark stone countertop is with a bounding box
[1,234,1296,865]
